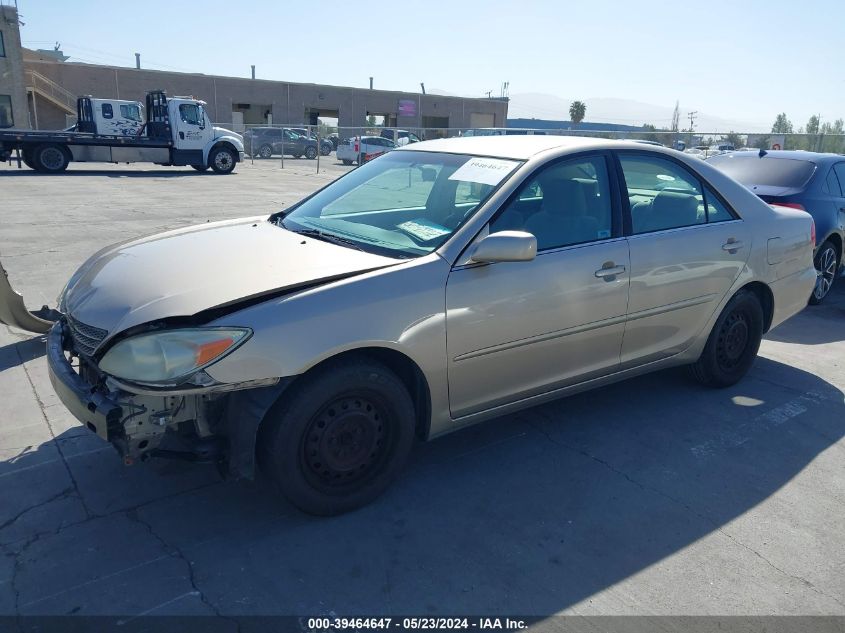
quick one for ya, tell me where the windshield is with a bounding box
[709,155,817,188]
[277,151,522,258]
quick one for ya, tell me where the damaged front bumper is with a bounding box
[46,320,281,470]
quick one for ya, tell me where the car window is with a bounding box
[179,104,202,125]
[101,103,113,119]
[703,186,736,223]
[491,155,613,250]
[832,164,845,197]
[708,155,816,188]
[281,151,521,258]
[619,154,706,234]
[119,104,141,122]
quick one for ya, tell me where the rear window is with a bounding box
[709,155,817,188]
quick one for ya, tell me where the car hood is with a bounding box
[62,217,400,340]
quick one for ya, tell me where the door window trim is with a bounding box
[612,149,742,237]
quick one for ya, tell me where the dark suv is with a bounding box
[243,127,320,159]
[290,128,333,156]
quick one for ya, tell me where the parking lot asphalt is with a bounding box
[0,159,843,621]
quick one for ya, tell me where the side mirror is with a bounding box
[469,231,537,264]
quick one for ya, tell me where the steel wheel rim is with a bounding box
[214,151,232,170]
[814,247,837,300]
[41,148,64,170]
[301,395,389,490]
[716,311,750,370]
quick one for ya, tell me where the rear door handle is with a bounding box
[722,239,744,253]
[595,264,626,279]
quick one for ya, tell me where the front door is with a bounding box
[173,102,210,153]
[446,153,630,418]
[617,152,752,366]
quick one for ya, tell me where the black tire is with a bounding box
[690,290,764,388]
[342,159,353,166]
[190,164,209,172]
[260,358,416,516]
[34,144,69,173]
[209,146,237,174]
[320,144,331,156]
[305,145,318,160]
[258,144,273,159]
[809,241,838,305]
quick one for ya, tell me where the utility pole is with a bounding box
[687,111,697,132]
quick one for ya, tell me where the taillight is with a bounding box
[777,202,806,211]
[811,219,816,244]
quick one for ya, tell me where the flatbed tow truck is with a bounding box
[0,90,243,174]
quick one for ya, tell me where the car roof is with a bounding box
[717,150,842,164]
[396,135,637,160]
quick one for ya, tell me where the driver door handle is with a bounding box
[595,264,626,279]
[722,239,744,253]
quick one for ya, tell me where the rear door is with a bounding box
[617,151,751,366]
[446,153,630,417]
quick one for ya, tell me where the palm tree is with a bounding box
[569,100,586,127]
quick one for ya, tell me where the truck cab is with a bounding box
[76,98,144,136]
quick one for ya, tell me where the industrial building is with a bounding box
[0,6,507,133]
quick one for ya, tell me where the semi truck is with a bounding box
[0,91,244,174]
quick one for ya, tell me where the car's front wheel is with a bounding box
[809,241,838,305]
[260,358,416,516]
[690,289,764,388]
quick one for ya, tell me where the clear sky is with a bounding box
[16,0,844,129]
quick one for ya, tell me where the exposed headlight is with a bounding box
[99,328,251,385]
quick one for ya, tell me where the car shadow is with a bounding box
[0,334,45,372]
[2,355,842,616]
[765,281,845,345]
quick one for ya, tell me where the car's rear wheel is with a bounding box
[305,146,318,160]
[260,358,416,516]
[809,241,838,305]
[34,144,69,173]
[258,144,273,159]
[342,159,353,166]
[690,289,764,388]
[320,144,331,156]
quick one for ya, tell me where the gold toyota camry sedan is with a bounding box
[45,136,816,514]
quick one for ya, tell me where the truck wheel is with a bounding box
[190,164,209,172]
[34,144,69,173]
[258,145,273,159]
[209,146,236,174]
[259,358,416,516]
[305,146,318,160]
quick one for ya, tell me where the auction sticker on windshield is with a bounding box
[448,157,520,186]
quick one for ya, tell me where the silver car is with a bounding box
[45,136,816,515]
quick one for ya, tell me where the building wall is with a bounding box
[21,58,508,132]
[0,6,29,128]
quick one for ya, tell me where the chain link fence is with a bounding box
[222,123,845,174]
